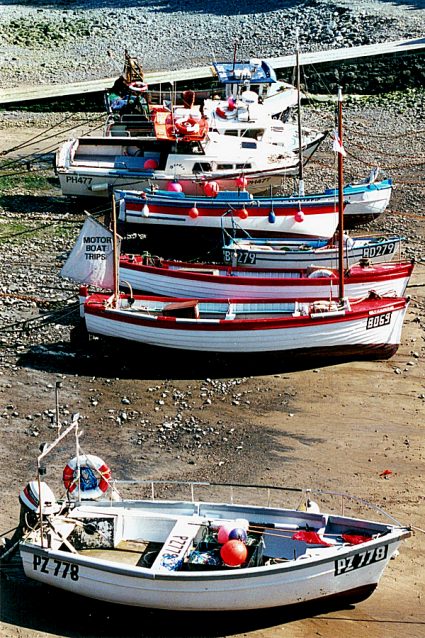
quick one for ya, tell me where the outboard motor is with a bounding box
[1,482,59,556]
[19,480,59,516]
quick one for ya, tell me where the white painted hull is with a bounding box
[344,186,392,217]
[120,204,339,239]
[56,134,299,199]
[19,492,409,612]
[58,170,292,199]
[83,296,408,356]
[20,535,402,611]
[222,236,403,269]
[119,262,412,300]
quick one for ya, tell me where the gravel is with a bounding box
[0,0,424,87]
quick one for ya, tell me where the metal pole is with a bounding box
[55,381,61,433]
[37,471,44,549]
[111,193,119,308]
[76,420,82,503]
[337,86,345,301]
[295,29,304,196]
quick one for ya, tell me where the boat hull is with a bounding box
[222,236,403,269]
[82,295,408,359]
[326,180,392,227]
[119,192,339,239]
[20,535,401,611]
[58,169,296,199]
[119,259,413,300]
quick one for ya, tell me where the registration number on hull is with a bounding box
[335,545,388,576]
[32,554,79,580]
[366,312,392,330]
[362,242,395,258]
[223,250,257,265]
[65,176,93,185]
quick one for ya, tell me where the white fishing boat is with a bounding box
[116,174,392,239]
[116,188,340,240]
[209,57,299,118]
[222,234,404,269]
[56,111,299,199]
[118,253,413,300]
[76,284,409,360]
[14,419,411,612]
[322,173,393,228]
[104,55,326,160]
[200,94,326,159]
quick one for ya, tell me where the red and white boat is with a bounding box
[119,254,414,301]
[117,188,340,239]
[78,289,408,360]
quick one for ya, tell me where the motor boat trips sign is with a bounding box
[60,215,120,289]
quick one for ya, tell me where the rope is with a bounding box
[0,114,105,164]
[0,301,80,334]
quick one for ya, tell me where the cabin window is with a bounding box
[236,163,252,169]
[223,130,238,136]
[244,129,262,140]
[217,164,234,170]
[241,141,257,149]
[192,162,213,173]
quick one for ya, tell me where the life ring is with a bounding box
[174,117,200,135]
[128,81,148,93]
[215,106,237,120]
[63,454,112,500]
[307,269,336,279]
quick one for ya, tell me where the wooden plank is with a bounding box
[0,38,423,105]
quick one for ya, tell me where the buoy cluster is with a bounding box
[215,519,250,567]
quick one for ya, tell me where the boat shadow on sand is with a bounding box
[0,565,363,637]
[17,336,382,381]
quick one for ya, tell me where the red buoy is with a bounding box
[220,540,248,567]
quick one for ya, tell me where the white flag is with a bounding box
[332,129,346,157]
[60,215,120,289]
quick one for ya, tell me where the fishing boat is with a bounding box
[14,418,411,612]
[116,188,340,240]
[222,234,404,269]
[78,288,408,360]
[104,55,326,160]
[118,253,413,300]
[209,56,299,118]
[201,94,326,159]
[188,55,326,159]
[116,173,391,239]
[56,110,299,199]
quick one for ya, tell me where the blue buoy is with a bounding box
[268,211,276,224]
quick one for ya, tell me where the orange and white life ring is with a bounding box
[215,106,238,120]
[63,454,112,500]
[128,81,148,93]
[174,117,200,135]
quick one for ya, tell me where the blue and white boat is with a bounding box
[323,175,393,227]
[222,234,404,270]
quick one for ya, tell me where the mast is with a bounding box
[295,28,304,196]
[337,86,345,301]
[111,193,119,308]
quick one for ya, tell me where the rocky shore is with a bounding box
[0,0,424,87]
